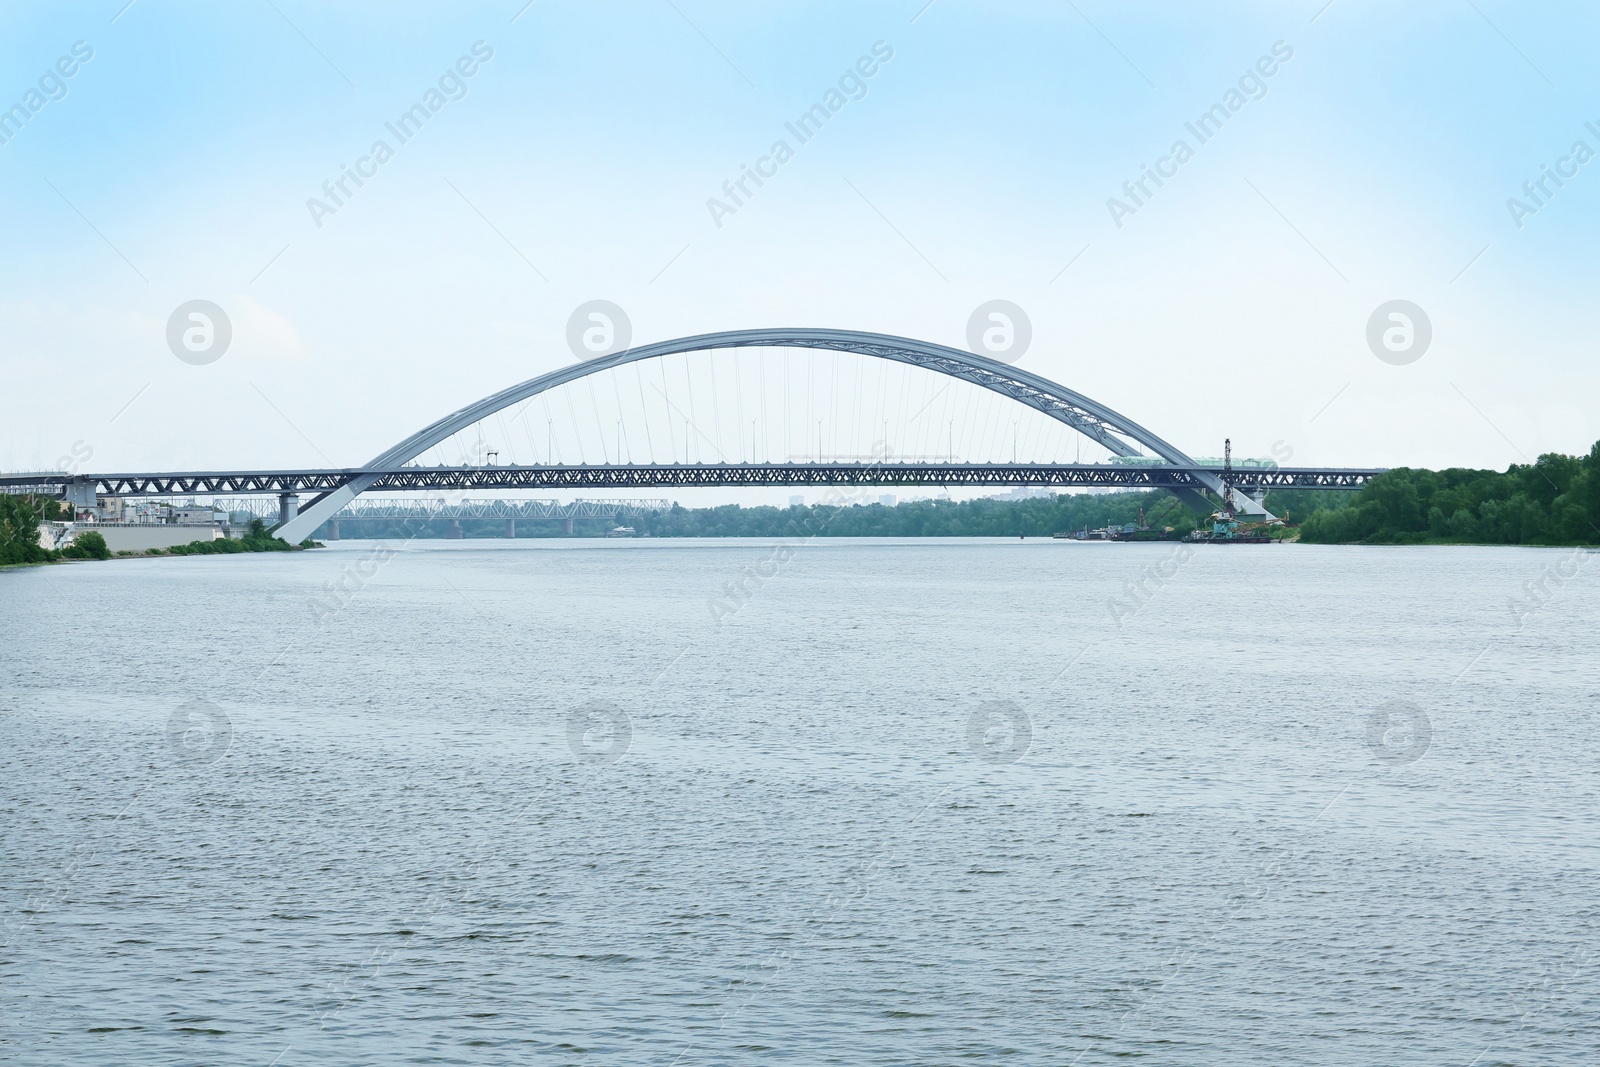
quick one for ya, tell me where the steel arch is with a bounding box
[272,328,1249,541]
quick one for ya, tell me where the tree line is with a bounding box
[637,490,1206,539]
[0,495,85,564]
[1298,441,1600,545]
[313,487,1359,541]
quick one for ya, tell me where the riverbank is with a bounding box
[2,496,320,569]
[0,540,321,570]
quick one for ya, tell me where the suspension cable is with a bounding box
[634,362,655,464]
[708,348,722,466]
[660,359,676,464]
[684,352,699,464]
[564,386,586,465]
[734,348,745,463]
[586,376,610,464]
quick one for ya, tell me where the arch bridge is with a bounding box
[4,329,1383,538]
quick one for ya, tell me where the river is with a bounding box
[2,539,1596,1064]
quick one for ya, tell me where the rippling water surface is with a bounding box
[3,538,1597,1065]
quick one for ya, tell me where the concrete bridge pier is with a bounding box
[277,493,299,528]
[563,516,574,535]
[504,518,515,538]
[449,518,464,539]
[328,520,340,541]
[65,475,97,511]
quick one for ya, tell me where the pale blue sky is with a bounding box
[3,0,1598,486]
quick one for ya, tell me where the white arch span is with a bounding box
[273,328,1257,542]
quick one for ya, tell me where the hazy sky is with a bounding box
[3,0,1598,497]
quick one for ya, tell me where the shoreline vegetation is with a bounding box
[311,441,1600,546]
[1294,441,1600,546]
[0,499,320,569]
[332,440,1600,546]
[5,442,1598,565]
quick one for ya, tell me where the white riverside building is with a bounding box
[39,522,225,553]
[32,494,233,552]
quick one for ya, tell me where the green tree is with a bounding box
[0,495,51,565]
[1298,442,1600,545]
[61,530,111,560]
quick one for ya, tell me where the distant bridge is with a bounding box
[208,495,674,538]
[214,496,674,521]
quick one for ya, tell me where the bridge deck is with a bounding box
[4,463,1384,497]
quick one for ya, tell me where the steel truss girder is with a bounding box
[2,464,1384,497]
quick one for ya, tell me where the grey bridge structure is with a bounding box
[4,328,1384,535]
